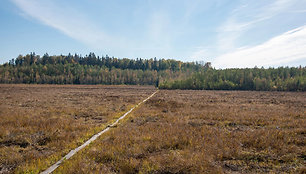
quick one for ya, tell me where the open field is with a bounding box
[56,90,305,173]
[0,84,156,173]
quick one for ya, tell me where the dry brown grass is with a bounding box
[0,84,155,173]
[57,90,305,173]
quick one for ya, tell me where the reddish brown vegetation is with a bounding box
[0,84,155,173]
[57,90,305,173]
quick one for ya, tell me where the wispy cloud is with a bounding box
[214,25,306,68]
[9,0,306,66]
[290,9,306,13]
[216,0,295,52]
[10,0,121,51]
[190,48,209,61]
[188,0,306,68]
[189,46,216,62]
[145,0,201,52]
[147,11,171,49]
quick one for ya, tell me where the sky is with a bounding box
[0,0,306,68]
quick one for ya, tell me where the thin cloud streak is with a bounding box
[216,0,295,53]
[8,0,306,67]
[214,25,306,68]
[190,49,208,61]
[147,12,171,48]
[10,0,195,59]
[10,0,120,51]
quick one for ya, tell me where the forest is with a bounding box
[159,67,306,91]
[0,52,305,91]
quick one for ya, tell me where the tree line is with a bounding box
[159,67,306,91]
[1,53,305,91]
[9,52,203,72]
[0,53,202,86]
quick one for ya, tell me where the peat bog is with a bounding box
[57,90,305,173]
[0,85,305,173]
[0,84,155,173]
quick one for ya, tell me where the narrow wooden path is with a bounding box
[41,90,158,174]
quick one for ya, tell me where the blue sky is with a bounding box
[0,0,306,68]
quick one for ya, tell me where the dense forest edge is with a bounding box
[0,52,305,91]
